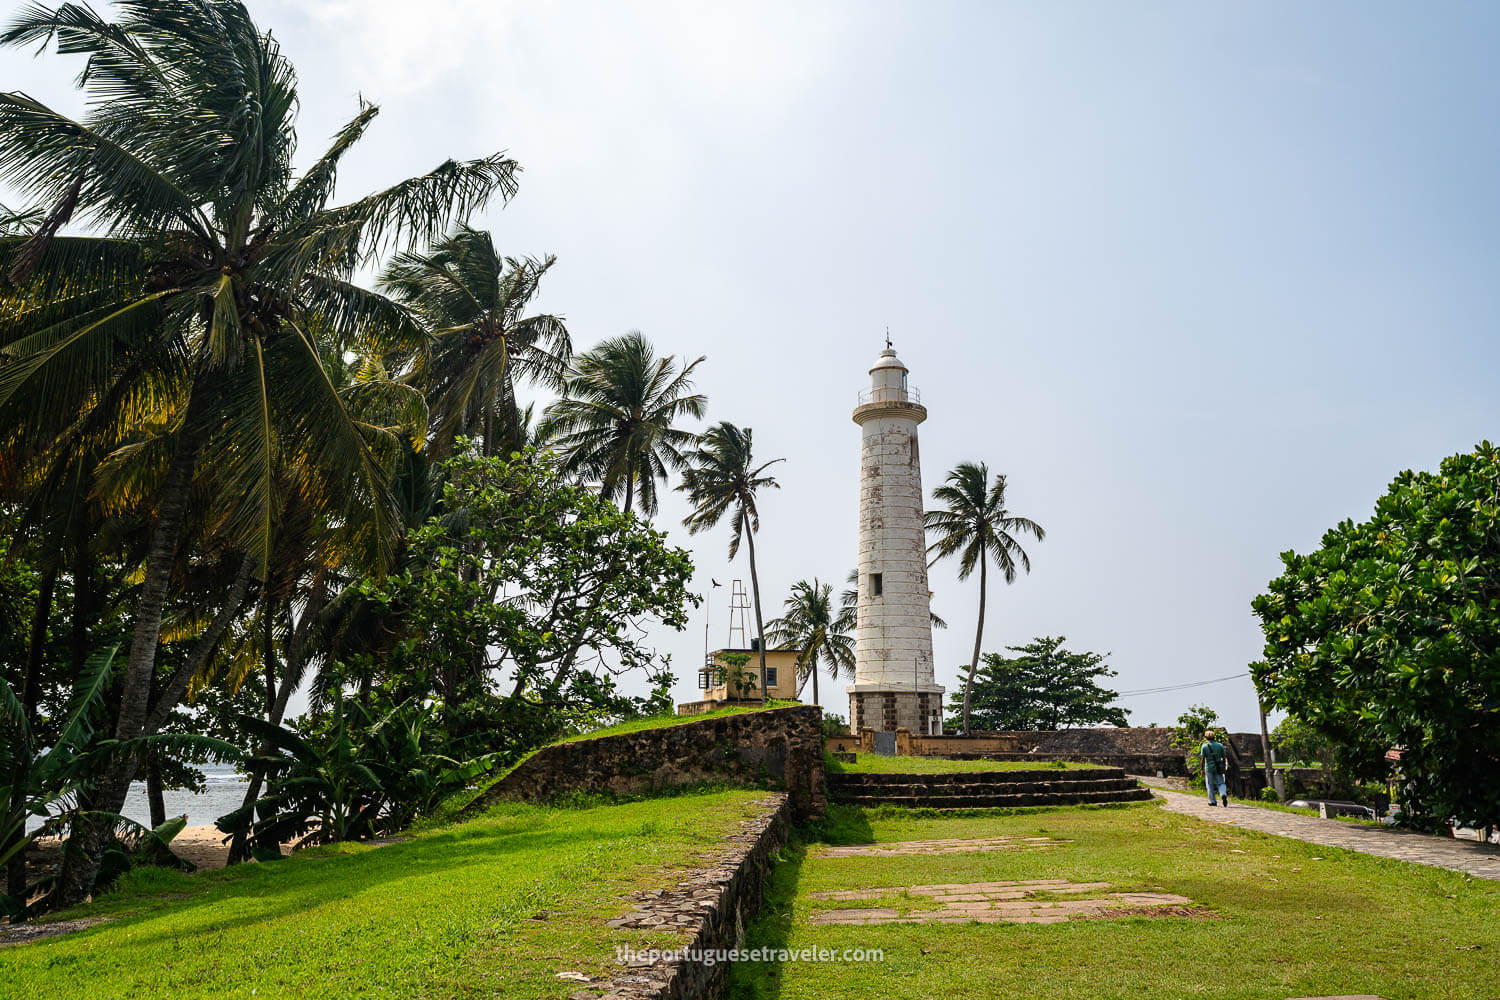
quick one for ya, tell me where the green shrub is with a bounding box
[1259,787,1280,802]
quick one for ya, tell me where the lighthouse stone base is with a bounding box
[848,685,944,736]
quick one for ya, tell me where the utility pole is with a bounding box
[1257,693,1275,788]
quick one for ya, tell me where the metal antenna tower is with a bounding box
[727,580,751,649]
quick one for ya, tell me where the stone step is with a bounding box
[828,778,1142,796]
[828,767,1126,786]
[830,787,1155,809]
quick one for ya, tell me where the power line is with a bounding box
[1117,672,1249,698]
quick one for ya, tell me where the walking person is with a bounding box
[1199,729,1230,806]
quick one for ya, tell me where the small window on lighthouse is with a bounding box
[872,573,883,597]
[901,371,908,390]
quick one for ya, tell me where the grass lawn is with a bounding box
[826,754,1095,774]
[730,800,1499,999]
[0,789,771,1000]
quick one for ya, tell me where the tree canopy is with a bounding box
[958,636,1128,731]
[765,577,854,707]
[540,331,705,516]
[1251,442,1500,830]
[0,0,717,911]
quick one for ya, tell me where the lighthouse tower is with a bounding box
[849,343,944,735]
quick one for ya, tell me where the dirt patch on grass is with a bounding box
[0,917,110,946]
[1076,904,1216,920]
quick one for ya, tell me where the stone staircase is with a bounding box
[827,767,1153,810]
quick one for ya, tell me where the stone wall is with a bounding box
[828,727,1264,762]
[464,705,825,819]
[570,795,790,999]
[935,751,1193,777]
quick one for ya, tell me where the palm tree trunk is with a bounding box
[1258,695,1275,787]
[5,567,50,901]
[54,415,203,907]
[3,828,24,903]
[230,587,325,864]
[145,751,166,829]
[743,518,768,707]
[962,556,988,734]
[70,536,92,681]
[21,563,56,726]
[622,469,634,517]
[810,652,819,708]
[143,554,256,736]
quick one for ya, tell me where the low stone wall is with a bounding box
[936,751,1192,777]
[826,727,1267,774]
[566,794,790,999]
[465,705,825,818]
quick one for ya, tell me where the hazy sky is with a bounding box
[8,2,1499,731]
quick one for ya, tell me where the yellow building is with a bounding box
[677,646,802,714]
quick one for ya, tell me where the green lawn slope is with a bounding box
[732,800,1500,999]
[0,789,772,1000]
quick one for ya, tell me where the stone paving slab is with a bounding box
[811,878,1113,901]
[1141,782,1500,881]
[815,835,1069,857]
[809,879,1197,925]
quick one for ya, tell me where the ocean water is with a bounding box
[26,764,250,833]
[120,763,251,828]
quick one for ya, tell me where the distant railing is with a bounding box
[857,385,921,406]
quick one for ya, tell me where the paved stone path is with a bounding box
[815,835,1068,858]
[1139,780,1500,881]
[809,878,1197,925]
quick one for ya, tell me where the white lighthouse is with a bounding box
[849,343,943,734]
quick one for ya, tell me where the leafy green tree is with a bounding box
[713,652,759,700]
[679,422,783,705]
[540,331,706,516]
[957,636,1128,731]
[765,578,854,708]
[924,463,1044,733]
[1170,703,1222,783]
[1271,715,1331,768]
[355,446,696,745]
[1251,442,1500,831]
[380,227,570,457]
[0,0,511,902]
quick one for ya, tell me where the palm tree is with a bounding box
[540,332,705,516]
[925,463,1044,734]
[0,0,512,903]
[678,422,782,705]
[379,227,570,458]
[765,578,853,709]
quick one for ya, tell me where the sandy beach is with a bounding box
[25,824,268,880]
[167,825,237,871]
